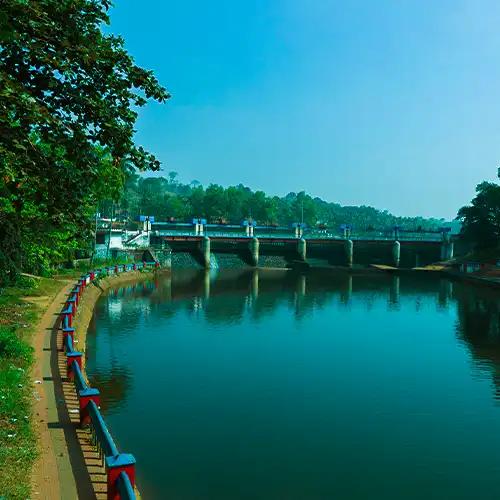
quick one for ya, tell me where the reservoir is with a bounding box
[86,270,500,499]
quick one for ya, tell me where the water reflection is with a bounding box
[88,270,500,410]
[94,270,475,324]
[85,270,500,499]
[454,284,500,398]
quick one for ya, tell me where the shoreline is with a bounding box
[31,269,158,499]
[73,270,158,370]
[30,264,499,498]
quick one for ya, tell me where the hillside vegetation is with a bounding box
[104,171,449,231]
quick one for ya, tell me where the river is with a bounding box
[86,270,500,499]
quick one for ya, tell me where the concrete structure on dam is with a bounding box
[95,219,458,270]
[150,234,453,269]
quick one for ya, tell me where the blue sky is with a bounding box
[108,0,500,219]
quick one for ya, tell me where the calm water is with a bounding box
[86,270,500,499]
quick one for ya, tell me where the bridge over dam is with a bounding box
[148,233,455,270]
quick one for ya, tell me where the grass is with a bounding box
[0,263,146,498]
[0,275,65,500]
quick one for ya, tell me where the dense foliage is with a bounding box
[0,0,169,284]
[457,170,500,249]
[107,172,447,231]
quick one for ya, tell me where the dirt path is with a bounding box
[30,271,156,499]
[31,280,83,499]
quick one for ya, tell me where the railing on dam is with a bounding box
[60,261,158,499]
[153,229,447,242]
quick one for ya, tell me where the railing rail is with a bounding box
[73,359,89,393]
[60,263,157,499]
[117,471,136,500]
[154,229,446,242]
[88,399,120,458]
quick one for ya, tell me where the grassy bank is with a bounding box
[0,276,65,499]
[0,260,149,499]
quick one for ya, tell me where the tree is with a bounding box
[0,0,169,283]
[168,171,179,185]
[113,174,447,233]
[203,184,226,220]
[457,175,500,249]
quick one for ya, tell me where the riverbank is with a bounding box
[30,268,158,499]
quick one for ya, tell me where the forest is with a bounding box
[106,170,448,231]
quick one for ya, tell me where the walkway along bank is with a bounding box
[59,262,160,500]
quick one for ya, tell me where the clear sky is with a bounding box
[108,0,500,219]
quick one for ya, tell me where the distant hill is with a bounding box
[112,173,453,232]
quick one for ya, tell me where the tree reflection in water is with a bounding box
[87,270,500,415]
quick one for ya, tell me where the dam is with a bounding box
[96,220,457,269]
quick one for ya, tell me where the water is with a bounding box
[86,270,500,499]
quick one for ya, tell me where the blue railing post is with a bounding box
[106,454,136,500]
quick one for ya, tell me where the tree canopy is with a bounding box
[0,0,169,283]
[106,173,447,231]
[457,170,500,249]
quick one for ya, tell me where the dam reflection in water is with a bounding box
[86,270,500,500]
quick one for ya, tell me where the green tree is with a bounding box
[0,0,169,283]
[457,176,500,249]
[204,184,226,220]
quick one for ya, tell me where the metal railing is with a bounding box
[88,399,120,458]
[153,229,446,242]
[60,262,158,499]
[117,471,136,500]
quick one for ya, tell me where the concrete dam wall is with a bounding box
[148,235,451,270]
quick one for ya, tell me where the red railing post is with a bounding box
[66,352,83,380]
[62,327,75,351]
[78,388,100,427]
[105,454,136,500]
[73,286,80,306]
